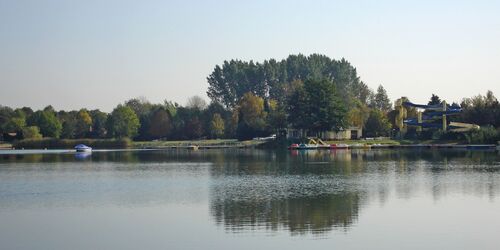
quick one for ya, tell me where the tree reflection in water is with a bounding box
[1,147,499,235]
[211,192,360,235]
[208,148,500,235]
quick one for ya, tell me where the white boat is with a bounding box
[74,144,92,152]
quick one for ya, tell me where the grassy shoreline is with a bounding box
[133,139,264,148]
[2,138,496,150]
[11,138,131,149]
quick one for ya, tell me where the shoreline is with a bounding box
[0,143,497,151]
[1,138,498,151]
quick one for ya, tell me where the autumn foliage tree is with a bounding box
[236,92,268,140]
[210,113,225,139]
[148,108,172,140]
[75,109,92,138]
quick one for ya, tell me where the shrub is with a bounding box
[465,126,499,144]
[22,126,42,139]
[432,130,465,141]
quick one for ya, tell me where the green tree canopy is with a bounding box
[0,106,15,135]
[3,117,26,133]
[61,119,76,139]
[372,85,392,112]
[125,97,152,117]
[460,90,499,127]
[303,79,347,133]
[27,110,62,138]
[183,117,203,139]
[22,126,42,139]
[287,81,309,130]
[107,105,140,138]
[266,99,287,131]
[364,109,392,137]
[207,54,372,109]
[148,108,172,139]
[428,94,442,105]
[288,79,347,133]
[89,110,108,138]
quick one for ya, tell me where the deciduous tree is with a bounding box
[75,109,92,138]
[210,113,225,139]
[148,108,172,139]
[364,109,391,137]
[27,110,62,138]
[107,105,140,138]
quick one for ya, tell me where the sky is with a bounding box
[1,0,499,112]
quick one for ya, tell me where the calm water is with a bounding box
[1,149,499,250]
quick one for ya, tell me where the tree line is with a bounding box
[206,54,396,139]
[1,54,499,142]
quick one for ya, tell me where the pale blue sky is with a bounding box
[1,0,499,111]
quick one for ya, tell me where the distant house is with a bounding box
[285,126,363,140]
[323,127,363,140]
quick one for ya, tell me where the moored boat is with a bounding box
[298,143,318,149]
[74,144,92,152]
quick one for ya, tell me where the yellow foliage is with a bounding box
[238,92,267,128]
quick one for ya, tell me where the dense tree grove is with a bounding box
[364,110,391,137]
[459,90,500,127]
[207,54,388,138]
[1,54,498,142]
[288,79,347,134]
[207,54,372,109]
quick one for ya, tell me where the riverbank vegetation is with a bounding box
[1,54,499,146]
[12,138,131,149]
[133,139,262,149]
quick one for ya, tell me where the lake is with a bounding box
[1,149,499,250]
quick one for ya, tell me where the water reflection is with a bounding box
[1,148,499,167]
[1,148,500,236]
[207,149,500,235]
[211,191,360,235]
[74,152,92,160]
